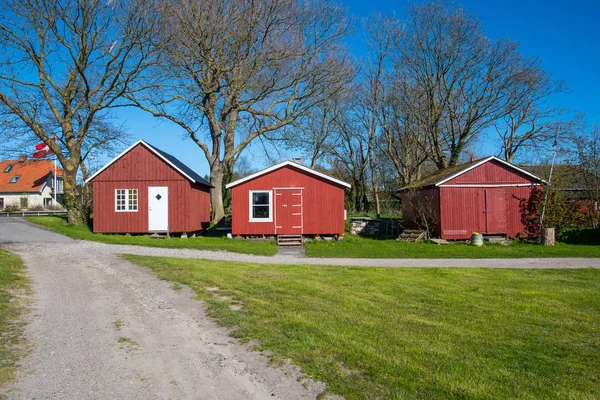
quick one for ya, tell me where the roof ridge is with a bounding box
[225,160,351,189]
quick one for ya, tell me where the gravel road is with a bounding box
[0,217,74,243]
[88,242,599,269]
[1,221,326,400]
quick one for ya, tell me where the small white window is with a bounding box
[115,189,138,212]
[249,190,272,222]
[4,165,13,173]
[9,175,20,183]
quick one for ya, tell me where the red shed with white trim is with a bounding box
[226,161,350,237]
[85,140,212,234]
[396,156,544,240]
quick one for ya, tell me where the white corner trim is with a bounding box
[434,156,545,186]
[85,140,196,184]
[225,161,351,189]
[249,190,273,222]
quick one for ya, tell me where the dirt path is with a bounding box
[5,241,325,400]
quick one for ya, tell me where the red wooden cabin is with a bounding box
[85,140,212,234]
[226,161,350,237]
[396,156,544,240]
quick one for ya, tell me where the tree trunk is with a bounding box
[209,164,225,224]
[79,162,94,225]
[542,227,555,246]
[351,179,360,213]
[361,190,369,213]
[369,157,381,218]
[62,168,85,225]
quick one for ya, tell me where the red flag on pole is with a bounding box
[32,137,56,159]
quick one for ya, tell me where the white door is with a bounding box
[148,186,169,232]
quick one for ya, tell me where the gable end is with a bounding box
[85,140,212,187]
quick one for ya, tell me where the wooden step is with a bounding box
[277,235,303,247]
[485,236,507,244]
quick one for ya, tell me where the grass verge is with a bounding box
[0,249,30,390]
[123,255,600,399]
[305,235,600,258]
[27,216,277,256]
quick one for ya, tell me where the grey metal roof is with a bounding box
[144,142,213,188]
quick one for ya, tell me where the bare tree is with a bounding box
[379,75,430,186]
[131,0,353,223]
[394,1,527,169]
[356,13,398,218]
[400,188,441,239]
[495,63,568,162]
[284,96,345,168]
[0,0,158,223]
[328,103,370,213]
[565,125,600,227]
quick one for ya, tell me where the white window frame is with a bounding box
[249,190,272,222]
[115,188,138,212]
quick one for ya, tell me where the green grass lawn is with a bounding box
[27,216,277,256]
[0,249,30,389]
[123,255,600,399]
[305,235,600,258]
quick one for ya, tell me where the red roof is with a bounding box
[0,159,63,193]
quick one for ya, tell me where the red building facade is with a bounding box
[397,157,544,240]
[86,140,212,234]
[226,162,350,236]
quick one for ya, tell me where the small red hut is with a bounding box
[396,156,544,240]
[226,161,350,238]
[85,140,212,234]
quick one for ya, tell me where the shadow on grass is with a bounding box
[560,228,600,245]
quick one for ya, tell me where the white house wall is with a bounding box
[0,186,63,209]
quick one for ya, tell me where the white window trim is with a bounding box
[249,190,272,222]
[115,188,138,212]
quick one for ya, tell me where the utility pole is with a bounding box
[539,123,561,234]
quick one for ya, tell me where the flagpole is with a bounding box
[53,153,57,207]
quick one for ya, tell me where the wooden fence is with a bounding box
[0,210,67,218]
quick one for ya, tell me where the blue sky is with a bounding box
[112,0,600,176]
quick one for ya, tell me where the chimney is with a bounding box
[18,154,27,163]
[292,157,302,164]
[471,156,477,162]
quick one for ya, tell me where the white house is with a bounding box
[0,157,63,209]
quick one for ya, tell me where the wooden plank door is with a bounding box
[274,189,303,235]
[484,188,508,234]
